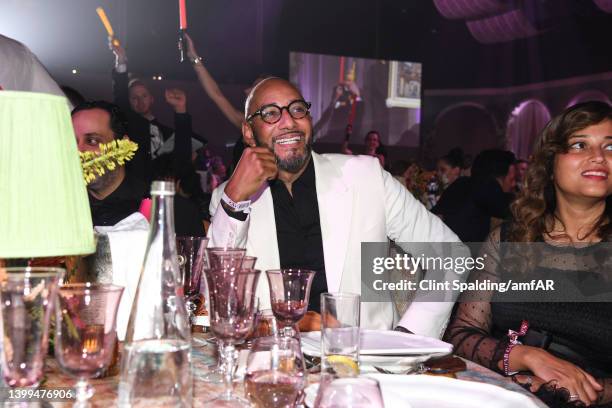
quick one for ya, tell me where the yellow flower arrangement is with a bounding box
[79,139,138,185]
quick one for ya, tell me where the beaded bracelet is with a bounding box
[503,320,529,376]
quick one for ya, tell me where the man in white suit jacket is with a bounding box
[208,78,461,339]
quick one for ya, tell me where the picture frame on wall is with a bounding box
[386,61,422,108]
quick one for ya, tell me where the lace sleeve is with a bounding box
[443,228,509,372]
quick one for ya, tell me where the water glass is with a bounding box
[315,377,384,408]
[55,283,124,407]
[321,293,361,377]
[245,336,306,408]
[0,267,64,387]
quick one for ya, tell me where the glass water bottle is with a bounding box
[118,181,193,407]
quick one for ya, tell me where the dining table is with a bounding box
[30,332,546,407]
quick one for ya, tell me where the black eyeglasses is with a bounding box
[246,100,311,124]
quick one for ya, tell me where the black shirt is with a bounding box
[89,174,147,227]
[269,158,328,313]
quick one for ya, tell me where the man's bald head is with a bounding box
[241,77,313,174]
[244,77,304,120]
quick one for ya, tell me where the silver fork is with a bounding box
[373,363,427,375]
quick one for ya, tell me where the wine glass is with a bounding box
[241,256,257,270]
[266,269,315,338]
[0,267,64,389]
[315,377,385,408]
[245,336,306,408]
[176,236,209,323]
[205,247,246,270]
[203,268,260,407]
[55,283,124,407]
[200,248,248,384]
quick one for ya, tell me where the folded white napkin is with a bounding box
[95,212,149,340]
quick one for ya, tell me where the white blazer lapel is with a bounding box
[247,184,280,272]
[312,153,353,293]
[246,184,280,310]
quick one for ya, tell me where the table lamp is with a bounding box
[0,91,95,258]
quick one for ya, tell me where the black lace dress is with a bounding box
[444,228,612,407]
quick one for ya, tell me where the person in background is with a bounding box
[433,149,516,243]
[72,101,147,226]
[184,33,349,166]
[445,101,612,407]
[437,147,466,189]
[108,40,205,182]
[515,159,529,191]
[341,129,387,168]
[206,156,228,193]
[183,33,262,168]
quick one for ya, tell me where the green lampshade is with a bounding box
[0,91,95,258]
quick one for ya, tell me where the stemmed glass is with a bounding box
[205,247,247,270]
[203,267,260,407]
[266,269,315,338]
[54,283,124,407]
[245,336,306,408]
[176,236,209,323]
[200,248,247,384]
[241,256,257,270]
[0,267,64,389]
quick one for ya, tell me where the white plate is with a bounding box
[305,374,541,408]
[301,329,453,356]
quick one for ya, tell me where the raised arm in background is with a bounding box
[184,32,244,129]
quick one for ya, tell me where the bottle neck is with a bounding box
[149,192,176,241]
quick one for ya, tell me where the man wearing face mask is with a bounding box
[207,78,462,338]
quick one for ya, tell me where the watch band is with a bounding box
[221,192,251,214]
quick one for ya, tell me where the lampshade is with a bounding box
[0,91,95,258]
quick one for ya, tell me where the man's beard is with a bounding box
[88,168,121,196]
[255,132,313,174]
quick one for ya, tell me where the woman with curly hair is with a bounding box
[445,101,612,407]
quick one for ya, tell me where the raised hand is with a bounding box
[183,32,199,61]
[345,80,361,98]
[165,88,187,114]
[223,147,278,202]
[108,37,127,66]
